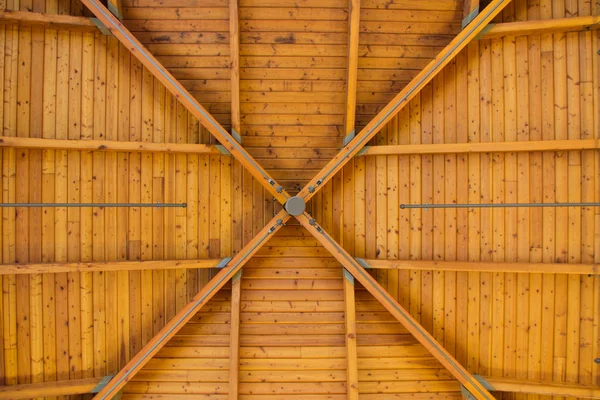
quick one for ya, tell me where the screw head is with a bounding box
[595,358,600,364]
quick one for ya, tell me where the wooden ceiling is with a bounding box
[0,0,599,399]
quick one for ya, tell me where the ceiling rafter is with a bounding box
[296,212,495,400]
[296,0,513,204]
[343,0,361,145]
[80,0,291,204]
[91,210,291,399]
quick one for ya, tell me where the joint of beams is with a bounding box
[107,2,123,20]
[474,23,496,40]
[232,270,243,283]
[284,196,306,216]
[462,6,480,28]
[354,258,371,269]
[90,17,113,35]
[356,146,371,157]
[92,376,115,393]
[461,385,478,400]
[215,144,231,155]
[342,130,356,146]
[231,128,243,144]
[342,268,355,284]
[473,375,495,391]
[587,20,600,30]
[216,257,233,269]
[268,219,284,234]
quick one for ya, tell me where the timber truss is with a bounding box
[1,0,599,399]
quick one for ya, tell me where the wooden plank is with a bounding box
[80,0,290,204]
[343,271,359,400]
[296,213,494,400]
[360,259,598,274]
[0,10,97,31]
[344,0,361,138]
[478,15,600,39]
[0,259,226,275]
[229,271,242,400]
[296,0,512,203]
[91,210,290,399]
[230,0,241,137]
[0,136,222,154]
[358,139,600,155]
[0,377,103,399]
[481,376,600,399]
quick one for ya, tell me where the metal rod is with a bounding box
[400,202,600,209]
[0,202,186,208]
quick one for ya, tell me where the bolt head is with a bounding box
[285,196,306,216]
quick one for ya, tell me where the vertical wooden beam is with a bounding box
[463,0,480,28]
[343,269,359,400]
[343,0,360,144]
[106,0,122,21]
[229,270,242,400]
[229,0,241,142]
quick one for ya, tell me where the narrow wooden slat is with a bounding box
[92,210,290,400]
[80,0,290,204]
[344,0,360,137]
[0,377,103,399]
[0,136,222,154]
[296,0,512,203]
[296,213,494,400]
[0,10,97,31]
[0,259,226,275]
[478,15,600,39]
[359,139,600,155]
[361,259,599,274]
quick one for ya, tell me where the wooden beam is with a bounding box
[0,377,102,399]
[0,136,223,154]
[229,270,242,400]
[359,139,600,156]
[478,15,600,39]
[296,0,511,203]
[343,270,359,400]
[80,0,291,205]
[0,259,225,275]
[0,10,97,31]
[92,210,290,400]
[480,376,600,399]
[107,0,123,20]
[229,0,241,141]
[463,0,480,27]
[360,259,599,275]
[343,0,361,143]
[296,213,495,400]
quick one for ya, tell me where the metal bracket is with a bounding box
[231,128,243,144]
[354,258,371,269]
[462,6,480,29]
[474,23,495,40]
[473,375,495,391]
[90,18,113,36]
[216,257,233,269]
[232,270,243,283]
[92,375,115,393]
[356,146,370,157]
[342,130,355,146]
[268,219,284,234]
[215,144,231,155]
[342,268,354,284]
[107,2,123,21]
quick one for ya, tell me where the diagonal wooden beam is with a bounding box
[92,210,291,399]
[295,212,495,400]
[295,0,512,203]
[342,0,361,145]
[80,0,290,205]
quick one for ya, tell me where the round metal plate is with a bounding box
[285,196,306,216]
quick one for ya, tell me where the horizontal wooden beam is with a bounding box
[359,139,600,156]
[479,15,600,39]
[361,259,599,275]
[0,377,102,399]
[0,10,97,31]
[481,376,600,399]
[0,259,224,275]
[0,136,223,155]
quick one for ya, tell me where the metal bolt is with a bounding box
[595,358,600,364]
